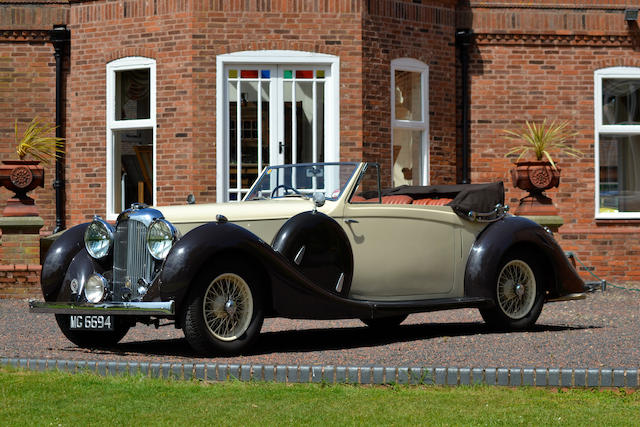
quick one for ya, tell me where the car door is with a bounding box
[340,200,460,301]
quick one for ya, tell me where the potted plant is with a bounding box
[504,119,581,215]
[0,117,64,216]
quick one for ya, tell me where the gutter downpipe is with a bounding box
[50,25,70,233]
[456,29,473,184]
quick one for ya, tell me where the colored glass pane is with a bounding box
[316,70,325,78]
[241,70,259,78]
[229,69,238,78]
[261,70,270,78]
[296,70,313,79]
[284,70,292,79]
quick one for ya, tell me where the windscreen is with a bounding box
[245,163,359,201]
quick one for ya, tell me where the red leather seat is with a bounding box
[413,198,453,206]
[381,195,413,205]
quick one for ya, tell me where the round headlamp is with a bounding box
[84,274,108,303]
[84,217,114,259]
[147,219,177,260]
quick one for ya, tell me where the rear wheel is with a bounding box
[479,251,544,330]
[55,315,130,348]
[183,265,264,355]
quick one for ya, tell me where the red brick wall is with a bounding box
[0,3,69,234]
[0,265,41,300]
[463,1,640,284]
[363,0,458,187]
[65,0,365,225]
[4,0,639,287]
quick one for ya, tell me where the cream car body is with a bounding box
[31,162,587,355]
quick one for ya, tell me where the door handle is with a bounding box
[279,141,284,154]
[344,218,359,224]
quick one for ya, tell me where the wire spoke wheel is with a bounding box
[202,273,253,342]
[497,259,536,319]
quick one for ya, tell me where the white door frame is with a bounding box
[216,50,340,202]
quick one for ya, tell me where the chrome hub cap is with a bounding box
[497,260,536,319]
[202,273,253,341]
[224,299,237,317]
[514,283,525,298]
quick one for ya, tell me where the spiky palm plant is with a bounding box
[14,117,64,164]
[504,119,582,170]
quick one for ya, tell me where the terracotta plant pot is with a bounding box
[0,160,44,216]
[510,161,560,216]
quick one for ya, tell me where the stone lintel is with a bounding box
[0,216,45,234]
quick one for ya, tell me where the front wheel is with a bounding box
[479,251,544,330]
[183,266,264,355]
[55,314,130,348]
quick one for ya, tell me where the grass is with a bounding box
[0,367,638,426]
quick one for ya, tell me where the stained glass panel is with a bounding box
[241,70,259,78]
[296,70,313,79]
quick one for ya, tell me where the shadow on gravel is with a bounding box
[55,321,598,359]
[250,322,596,356]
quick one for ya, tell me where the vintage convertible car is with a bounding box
[30,162,586,355]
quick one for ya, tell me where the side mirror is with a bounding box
[187,194,196,204]
[312,192,325,212]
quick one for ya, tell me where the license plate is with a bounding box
[69,315,114,331]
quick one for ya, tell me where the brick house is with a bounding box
[1,0,639,294]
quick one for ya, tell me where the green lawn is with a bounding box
[1,367,638,426]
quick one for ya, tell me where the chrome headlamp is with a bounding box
[146,219,178,260]
[84,217,114,259]
[84,274,108,303]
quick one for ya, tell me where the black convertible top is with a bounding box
[383,181,505,220]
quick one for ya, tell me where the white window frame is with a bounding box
[391,58,429,186]
[594,66,640,219]
[216,50,340,202]
[106,57,157,220]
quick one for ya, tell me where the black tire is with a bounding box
[55,314,130,348]
[183,263,264,355]
[479,250,545,330]
[361,315,407,330]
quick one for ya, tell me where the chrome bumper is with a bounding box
[29,300,175,316]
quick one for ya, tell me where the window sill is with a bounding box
[595,218,640,225]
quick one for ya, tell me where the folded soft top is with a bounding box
[383,181,505,221]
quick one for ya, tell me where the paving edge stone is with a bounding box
[0,358,638,388]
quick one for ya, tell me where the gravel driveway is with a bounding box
[1,288,638,369]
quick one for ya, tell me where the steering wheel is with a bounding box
[271,184,303,198]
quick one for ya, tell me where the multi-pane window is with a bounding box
[595,67,640,218]
[217,51,340,202]
[106,57,156,218]
[391,58,429,187]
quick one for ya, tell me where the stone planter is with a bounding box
[510,161,560,216]
[0,160,44,216]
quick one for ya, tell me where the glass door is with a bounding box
[226,67,274,200]
[224,65,328,201]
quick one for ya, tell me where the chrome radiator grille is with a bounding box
[113,217,154,300]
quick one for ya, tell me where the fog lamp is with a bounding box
[84,274,108,303]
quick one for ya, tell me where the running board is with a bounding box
[367,296,493,316]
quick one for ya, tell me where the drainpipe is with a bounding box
[50,25,70,233]
[456,29,473,184]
